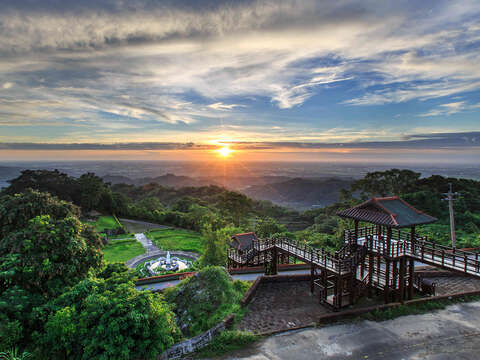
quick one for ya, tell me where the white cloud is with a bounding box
[207,102,245,111]
[2,82,13,89]
[420,101,480,117]
[0,0,480,142]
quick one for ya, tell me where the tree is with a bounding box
[164,266,245,337]
[4,169,78,202]
[76,173,109,212]
[254,217,286,238]
[217,191,252,226]
[351,169,421,198]
[35,273,180,360]
[200,225,242,267]
[0,190,103,351]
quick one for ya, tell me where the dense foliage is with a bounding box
[164,266,249,337]
[3,170,118,213]
[35,269,180,360]
[0,190,103,351]
[0,191,180,359]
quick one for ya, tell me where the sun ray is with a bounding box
[217,145,233,157]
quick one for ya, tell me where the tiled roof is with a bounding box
[337,196,437,228]
[230,232,258,250]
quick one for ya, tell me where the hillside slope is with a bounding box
[243,177,355,210]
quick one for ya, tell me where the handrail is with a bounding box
[229,228,480,278]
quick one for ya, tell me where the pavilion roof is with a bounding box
[337,196,437,228]
[230,232,258,250]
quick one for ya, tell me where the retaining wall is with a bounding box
[158,315,235,359]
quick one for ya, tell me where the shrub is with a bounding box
[35,274,180,360]
[165,266,249,337]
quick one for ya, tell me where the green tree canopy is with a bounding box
[217,191,252,226]
[200,225,242,267]
[254,217,287,238]
[0,190,103,351]
[36,273,180,360]
[350,169,421,198]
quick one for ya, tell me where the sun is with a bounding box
[217,145,233,157]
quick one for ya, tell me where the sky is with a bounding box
[0,0,479,162]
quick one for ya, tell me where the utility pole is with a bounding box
[442,183,459,249]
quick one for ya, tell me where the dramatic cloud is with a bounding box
[0,0,479,147]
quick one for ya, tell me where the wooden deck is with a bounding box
[228,227,480,310]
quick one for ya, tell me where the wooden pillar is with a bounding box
[410,226,416,254]
[384,227,392,303]
[398,257,406,303]
[408,257,414,300]
[337,275,343,308]
[349,274,355,305]
[384,259,390,304]
[376,255,381,285]
[392,259,398,299]
[386,227,392,257]
[310,265,315,294]
[354,220,359,248]
[368,254,374,297]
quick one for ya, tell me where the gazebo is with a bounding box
[337,196,437,303]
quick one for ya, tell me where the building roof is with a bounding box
[230,232,258,250]
[337,196,437,228]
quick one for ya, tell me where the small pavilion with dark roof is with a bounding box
[230,232,258,254]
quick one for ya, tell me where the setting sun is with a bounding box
[217,146,233,157]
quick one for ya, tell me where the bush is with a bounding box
[164,266,249,337]
[194,330,256,358]
[35,274,180,360]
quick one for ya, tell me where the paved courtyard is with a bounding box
[426,275,480,295]
[236,274,480,334]
[237,280,332,334]
[224,301,480,360]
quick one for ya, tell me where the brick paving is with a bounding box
[425,275,480,296]
[237,280,332,334]
[236,274,480,334]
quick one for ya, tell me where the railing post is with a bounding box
[465,254,468,272]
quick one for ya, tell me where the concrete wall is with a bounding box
[158,315,234,359]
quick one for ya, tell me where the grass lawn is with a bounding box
[103,238,145,263]
[146,228,204,253]
[91,215,122,232]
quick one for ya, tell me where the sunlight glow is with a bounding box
[217,145,233,157]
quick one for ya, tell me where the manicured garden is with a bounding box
[146,228,204,253]
[103,238,145,263]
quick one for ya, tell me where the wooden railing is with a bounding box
[228,238,365,275]
[230,228,480,279]
[345,226,480,276]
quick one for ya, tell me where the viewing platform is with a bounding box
[228,196,480,310]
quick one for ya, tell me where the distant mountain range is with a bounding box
[102,173,292,190]
[103,173,354,210]
[243,177,355,210]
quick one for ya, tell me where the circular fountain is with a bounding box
[143,251,192,276]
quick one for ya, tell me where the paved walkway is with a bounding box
[224,301,480,360]
[119,218,170,233]
[135,233,158,253]
[237,281,332,334]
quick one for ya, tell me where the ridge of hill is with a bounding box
[243,177,355,210]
